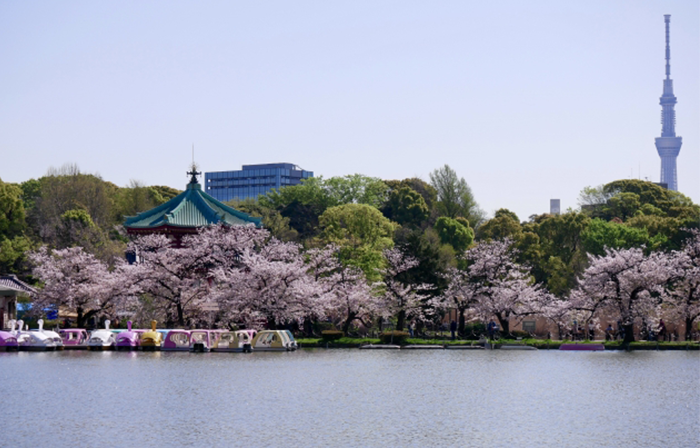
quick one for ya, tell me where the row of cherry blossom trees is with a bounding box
[28,225,700,341]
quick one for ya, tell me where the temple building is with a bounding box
[124,167,262,246]
[0,275,35,330]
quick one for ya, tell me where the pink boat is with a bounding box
[162,329,191,351]
[59,328,89,347]
[559,343,605,351]
[115,321,145,351]
[0,320,19,351]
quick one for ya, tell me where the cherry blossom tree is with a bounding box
[666,230,700,340]
[465,239,550,335]
[128,234,213,327]
[307,245,376,334]
[430,266,477,336]
[570,247,672,343]
[29,246,130,327]
[212,238,325,329]
[538,296,573,340]
[377,248,430,331]
[127,224,270,328]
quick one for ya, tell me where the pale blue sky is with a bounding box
[1,1,698,221]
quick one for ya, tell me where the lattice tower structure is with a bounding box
[654,14,682,191]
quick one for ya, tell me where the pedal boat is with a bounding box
[17,319,62,351]
[59,328,89,348]
[0,319,19,352]
[211,330,254,353]
[251,330,298,351]
[88,320,116,350]
[140,321,164,351]
[161,329,191,351]
[189,329,227,352]
[115,321,145,351]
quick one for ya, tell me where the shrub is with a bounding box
[321,330,344,341]
[507,330,531,339]
[463,322,486,339]
[380,331,409,345]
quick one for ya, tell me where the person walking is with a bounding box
[450,320,457,340]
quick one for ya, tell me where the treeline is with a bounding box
[0,163,180,275]
[2,163,700,337]
[231,172,699,299]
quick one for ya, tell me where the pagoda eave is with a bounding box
[125,225,202,236]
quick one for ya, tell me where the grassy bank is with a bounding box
[297,337,700,350]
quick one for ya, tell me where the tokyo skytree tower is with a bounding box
[654,15,682,191]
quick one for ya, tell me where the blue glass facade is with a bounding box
[204,163,313,202]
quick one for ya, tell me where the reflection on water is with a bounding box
[1,350,698,447]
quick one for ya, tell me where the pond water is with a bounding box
[1,349,698,447]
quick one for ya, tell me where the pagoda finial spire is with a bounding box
[187,144,201,185]
[187,163,201,184]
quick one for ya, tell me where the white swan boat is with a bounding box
[17,319,62,351]
[87,320,117,350]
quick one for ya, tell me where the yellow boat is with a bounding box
[140,320,163,351]
[251,330,297,351]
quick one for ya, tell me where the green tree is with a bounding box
[519,212,590,296]
[318,203,397,280]
[261,175,391,242]
[385,178,438,210]
[394,226,455,297]
[429,164,484,227]
[434,216,474,252]
[228,198,299,241]
[581,218,666,256]
[0,179,26,239]
[382,186,429,227]
[476,209,523,241]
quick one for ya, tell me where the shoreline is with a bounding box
[297,338,700,350]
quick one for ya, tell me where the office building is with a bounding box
[550,199,561,215]
[205,163,313,202]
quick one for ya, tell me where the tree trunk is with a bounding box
[458,308,466,336]
[342,312,357,335]
[303,317,314,337]
[685,317,694,342]
[497,314,510,335]
[396,310,406,332]
[77,307,84,328]
[176,303,185,327]
[623,323,636,343]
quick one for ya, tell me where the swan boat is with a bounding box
[0,319,19,351]
[88,320,117,350]
[115,321,145,351]
[140,321,164,351]
[17,319,62,351]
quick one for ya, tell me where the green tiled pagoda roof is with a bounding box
[124,181,261,230]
